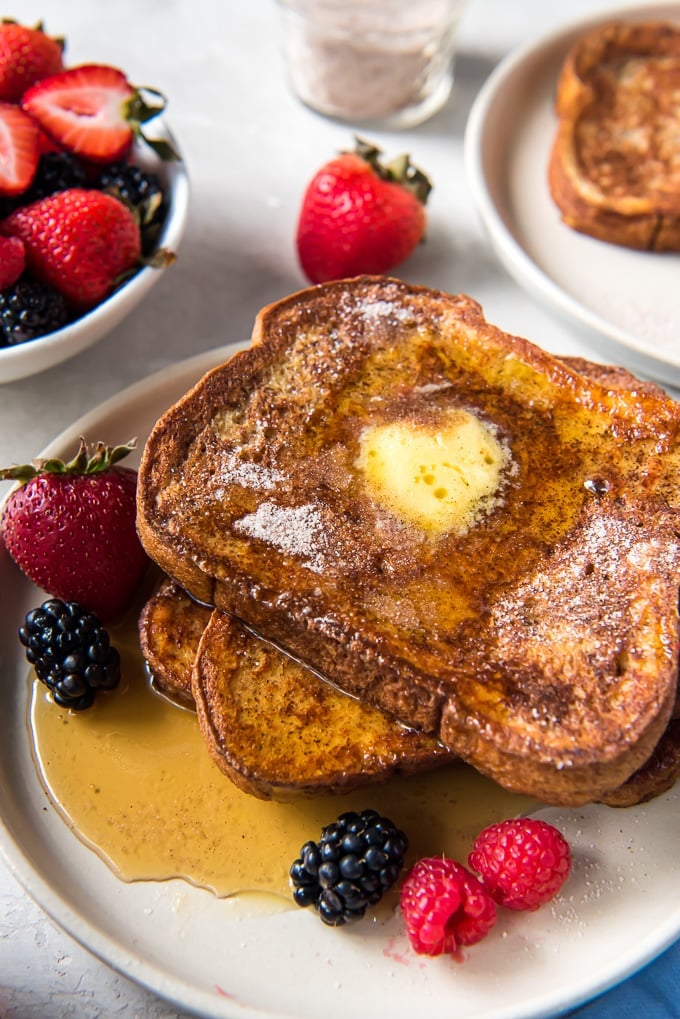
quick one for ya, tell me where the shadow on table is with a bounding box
[412,50,502,142]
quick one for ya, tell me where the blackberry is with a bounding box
[95,161,167,254]
[0,194,19,219]
[96,161,164,209]
[0,279,70,347]
[19,599,121,711]
[290,809,409,926]
[95,162,166,253]
[25,152,88,202]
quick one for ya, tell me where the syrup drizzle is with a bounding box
[28,617,536,902]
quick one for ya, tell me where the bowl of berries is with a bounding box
[0,21,189,384]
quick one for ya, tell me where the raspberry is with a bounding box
[468,818,571,911]
[399,857,496,956]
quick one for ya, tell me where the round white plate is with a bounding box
[464,3,680,386]
[1,346,679,1019]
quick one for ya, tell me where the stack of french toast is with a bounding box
[136,276,680,808]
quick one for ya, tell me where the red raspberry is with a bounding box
[399,857,497,957]
[468,818,571,911]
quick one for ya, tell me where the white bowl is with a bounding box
[0,124,189,384]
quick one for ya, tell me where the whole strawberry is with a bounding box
[0,438,149,622]
[0,20,64,103]
[296,137,431,284]
[0,188,141,307]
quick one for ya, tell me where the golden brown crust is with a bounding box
[137,277,680,806]
[558,357,668,398]
[138,578,211,707]
[548,20,680,251]
[192,608,450,800]
[598,719,680,807]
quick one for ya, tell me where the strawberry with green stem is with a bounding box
[296,137,432,284]
[0,438,149,622]
[22,63,179,163]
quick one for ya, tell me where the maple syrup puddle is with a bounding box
[28,616,537,905]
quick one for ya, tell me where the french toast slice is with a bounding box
[138,578,450,795]
[548,20,680,251]
[138,577,211,707]
[137,277,680,806]
[192,607,450,799]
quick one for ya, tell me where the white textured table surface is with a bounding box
[0,1,677,1017]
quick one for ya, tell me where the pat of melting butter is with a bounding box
[356,411,509,535]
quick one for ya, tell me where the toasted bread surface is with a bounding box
[138,578,210,707]
[548,20,680,251]
[192,608,450,799]
[557,357,668,398]
[137,277,680,805]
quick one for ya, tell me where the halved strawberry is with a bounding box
[0,101,39,195]
[22,63,177,163]
[22,64,134,163]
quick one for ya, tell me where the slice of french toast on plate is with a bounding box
[548,20,680,251]
[138,567,679,806]
[192,607,450,800]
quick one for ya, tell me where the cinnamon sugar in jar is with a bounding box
[277,0,468,129]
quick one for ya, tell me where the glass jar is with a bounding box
[277,0,468,129]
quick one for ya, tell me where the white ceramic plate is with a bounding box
[464,3,680,386]
[1,346,679,1019]
[0,124,189,384]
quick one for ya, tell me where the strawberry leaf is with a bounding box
[125,87,180,161]
[348,135,432,205]
[139,133,180,162]
[0,438,137,484]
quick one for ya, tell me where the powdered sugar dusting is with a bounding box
[338,289,420,327]
[233,501,327,572]
[217,453,285,492]
[359,299,415,322]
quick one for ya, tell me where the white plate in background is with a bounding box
[0,347,679,1019]
[464,3,680,386]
